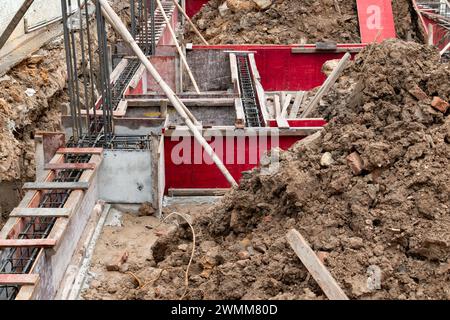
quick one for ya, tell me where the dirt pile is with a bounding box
[117,40,449,300]
[185,0,423,44]
[0,41,68,182]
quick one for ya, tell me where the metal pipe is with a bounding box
[94,0,237,187]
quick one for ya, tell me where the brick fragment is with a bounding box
[346,152,364,175]
[105,251,129,271]
[431,96,449,113]
[408,85,429,101]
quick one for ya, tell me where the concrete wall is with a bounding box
[98,150,153,204]
[184,50,232,92]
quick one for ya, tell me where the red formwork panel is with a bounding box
[185,0,209,18]
[422,16,450,51]
[192,45,363,91]
[164,134,305,190]
[356,0,396,43]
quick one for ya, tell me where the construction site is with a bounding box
[0,0,448,301]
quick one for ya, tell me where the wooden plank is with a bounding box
[56,148,103,155]
[286,229,349,300]
[291,47,362,54]
[280,94,293,118]
[248,53,260,80]
[0,239,57,248]
[168,188,230,197]
[300,53,350,119]
[274,94,281,118]
[276,117,290,128]
[289,91,305,119]
[10,207,71,218]
[23,182,90,190]
[0,274,39,286]
[44,163,96,170]
[234,98,246,128]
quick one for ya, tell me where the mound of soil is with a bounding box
[184,0,424,45]
[134,40,449,300]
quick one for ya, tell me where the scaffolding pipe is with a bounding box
[93,0,238,187]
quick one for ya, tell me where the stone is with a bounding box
[138,202,155,216]
[105,251,129,271]
[253,0,273,10]
[227,0,255,12]
[320,152,334,167]
[348,237,364,249]
[237,251,250,260]
[218,2,230,17]
[321,59,340,76]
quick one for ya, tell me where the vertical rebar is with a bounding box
[77,0,91,140]
[150,0,156,54]
[131,0,136,38]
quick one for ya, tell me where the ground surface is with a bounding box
[185,0,424,45]
[82,199,218,300]
[121,40,449,300]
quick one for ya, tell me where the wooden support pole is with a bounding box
[0,0,35,50]
[280,93,293,118]
[427,24,434,45]
[300,52,350,119]
[440,41,450,56]
[274,94,281,118]
[171,0,209,45]
[94,0,237,187]
[286,229,349,300]
[155,0,201,94]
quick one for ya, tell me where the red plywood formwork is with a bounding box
[422,15,450,51]
[356,0,396,43]
[185,0,209,18]
[164,134,303,190]
[191,45,363,91]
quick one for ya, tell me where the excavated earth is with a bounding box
[86,39,449,300]
[185,0,424,44]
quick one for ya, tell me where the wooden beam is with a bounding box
[0,0,35,50]
[56,147,103,155]
[300,52,350,119]
[23,182,90,190]
[0,239,57,248]
[234,98,246,128]
[274,94,281,118]
[280,93,293,118]
[0,274,39,286]
[168,188,230,197]
[291,47,362,54]
[10,207,71,218]
[289,91,305,119]
[171,0,209,45]
[44,163,96,170]
[276,117,290,128]
[286,229,349,300]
